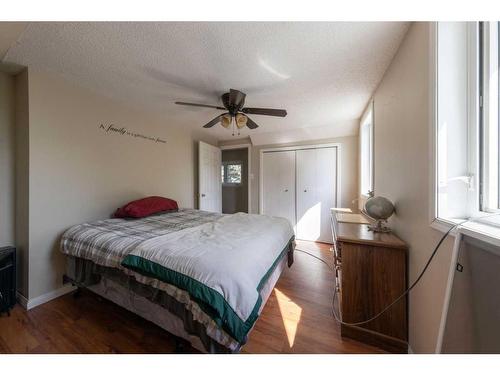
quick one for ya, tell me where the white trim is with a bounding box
[430,217,459,236]
[481,22,500,213]
[431,214,500,250]
[259,142,341,153]
[220,143,252,213]
[16,284,77,310]
[458,221,500,248]
[436,231,463,353]
[259,142,342,214]
[467,22,481,217]
[359,100,374,200]
[408,345,414,354]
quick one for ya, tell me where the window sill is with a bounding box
[430,218,461,235]
[431,217,500,247]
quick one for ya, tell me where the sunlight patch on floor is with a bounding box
[274,288,302,348]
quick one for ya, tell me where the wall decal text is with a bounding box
[98,123,166,144]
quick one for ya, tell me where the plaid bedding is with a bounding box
[61,209,224,268]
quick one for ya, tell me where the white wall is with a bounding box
[0,71,15,247]
[22,69,216,300]
[372,22,455,353]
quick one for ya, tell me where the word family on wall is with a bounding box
[98,123,167,144]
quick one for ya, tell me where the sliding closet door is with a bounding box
[316,147,337,242]
[261,151,296,229]
[296,147,337,243]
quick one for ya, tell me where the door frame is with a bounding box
[259,142,342,214]
[220,143,252,214]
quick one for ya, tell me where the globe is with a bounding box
[364,196,395,232]
[364,196,395,220]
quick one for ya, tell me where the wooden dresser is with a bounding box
[334,221,408,353]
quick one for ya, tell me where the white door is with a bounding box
[261,151,296,229]
[199,141,222,212]
[296,147,337,242]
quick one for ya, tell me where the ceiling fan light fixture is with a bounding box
[235,113,247,129]
[221,114,232,128]
[175,89,286,130]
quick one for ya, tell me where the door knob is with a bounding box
[284,189,288,192]
[304,189,307,192]
[201,194,206,197]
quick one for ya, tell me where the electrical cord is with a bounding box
[294,248,334,271]
[294,212,500,327]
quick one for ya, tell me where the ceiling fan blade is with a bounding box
[245,116,259,129]
[242,107,287,117]
[229,89,246,108]
[175,101,226,110]
[203,113,228,128]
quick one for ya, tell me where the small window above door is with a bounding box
[221,162,243,185]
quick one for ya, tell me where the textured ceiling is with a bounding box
[3,22,409,143]
[0,22,28,72]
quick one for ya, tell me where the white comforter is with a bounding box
[123,212,294,326]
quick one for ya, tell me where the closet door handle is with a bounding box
[303,189,307,192]
[284,189,289,192]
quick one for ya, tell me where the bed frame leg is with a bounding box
[73,287,82,299]
[174,337,188,353]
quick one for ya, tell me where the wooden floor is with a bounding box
[0,240,384,354]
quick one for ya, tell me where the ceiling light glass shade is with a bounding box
[221,114,232,128]
[236,113,247,129]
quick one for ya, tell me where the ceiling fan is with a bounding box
[175,89,287,135]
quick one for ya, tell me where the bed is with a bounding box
[60,208,295,353]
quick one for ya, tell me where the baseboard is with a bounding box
[16,284,77,310]
[408,345,414,354]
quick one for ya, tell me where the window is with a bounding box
[221,162,242,185]
[435,22,500,225]
[480,22,500,212]
[360,102,374,198]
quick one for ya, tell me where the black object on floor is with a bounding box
[0,247,16,316]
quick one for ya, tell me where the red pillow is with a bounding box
[114,196,178,218]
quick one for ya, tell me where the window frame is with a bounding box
[479,21,500,213]
[359,100,375,200]
[430,22,480,232]
[431,21,500,236]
